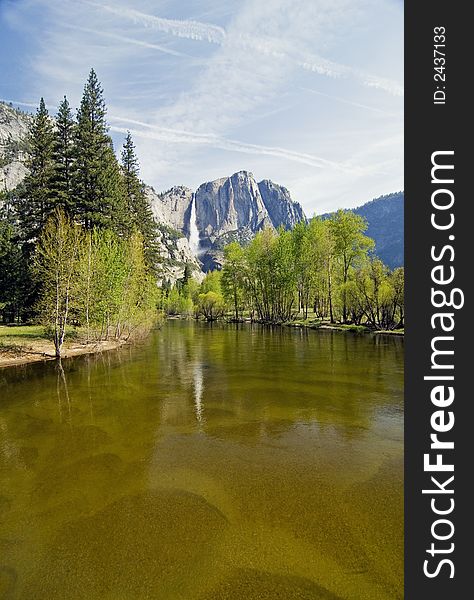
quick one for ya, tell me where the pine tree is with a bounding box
[17,98,56,241]
[53,96,76,212]
[74,69,127,232]
[120,131,159,266]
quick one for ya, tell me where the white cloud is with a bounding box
[86,1,226,44]
[62,24,190,58]
[109,120,358,172]
[1,0,404,212]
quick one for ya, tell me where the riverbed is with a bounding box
[0,320,403,599]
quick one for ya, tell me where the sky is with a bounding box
[0,0,403,215]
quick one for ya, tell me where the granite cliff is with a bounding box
[149,171,306,270]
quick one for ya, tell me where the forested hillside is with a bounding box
[321,192,404,269]
[354,192,404,268]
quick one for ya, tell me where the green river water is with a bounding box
[0,321,403,600]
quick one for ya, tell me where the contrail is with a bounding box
[299,55,404,97]
[0,99,58,111]
[109,121,359,173]
[62,24,190,57]
[88,1,403,97]
[302,88,400,116]
[86,1,226,44]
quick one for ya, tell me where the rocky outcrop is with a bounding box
[194,171,274,252]
[147,185,193,234]
[155,223,203,284]
[0,102,308,276]
[258,179,307,229]
[148,170,306,270]
[0,102,29,192]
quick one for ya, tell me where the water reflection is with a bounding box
[0,321,403,600]
[193,362,204,423]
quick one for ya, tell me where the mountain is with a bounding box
[0,102,29,192]
[147,185,193,235]
[258,179,306,229]
[1,101,402,276]
[353,192,404,268]
[149,171,306,271]
[0,101,202,283]
[1,103,305,276]
[320,192,404,269]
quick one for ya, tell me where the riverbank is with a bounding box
[284,319,404,335]
[0,325,128,368]
[185,315,404,336]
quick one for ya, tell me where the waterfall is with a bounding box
[188,194,200,256]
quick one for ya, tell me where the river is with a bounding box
[0,321,403,599]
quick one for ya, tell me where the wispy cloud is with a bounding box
[1,0,404,211]
[85,1,226,44]
[109,119,358,173]
[62,23,190,58]
[1,99,58,111]
[299,55,403,97]
[302,88,399,116]
[88,0,403,98]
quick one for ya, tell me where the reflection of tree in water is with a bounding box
[56,359,72,426]
[43,322,402,444]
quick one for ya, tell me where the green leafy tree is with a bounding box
[222,241,246,320]
[116,231,158,338]
[391,267,404,328]
[328,210,374,322]
[197,291,225,321]
[33,208,81,357]
[89,229,128,338]
[200,270,223,295]
[349,258,403,330]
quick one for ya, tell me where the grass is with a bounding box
[327,323,370,333]
[0,325,81,352]
[0,325,48,353]
[0,325,46,340]
[374,328,405,336]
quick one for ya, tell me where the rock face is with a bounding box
[0,102,30,192]
[150,170,306,270]
[258,179,306,230]
[0,102,308,276]
[147,185,193,234]
[146,185,203,281]
[194,171,274,262]
[155,223,203,284]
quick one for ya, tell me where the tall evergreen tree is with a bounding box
[74,69,127,232]
[0,217,32,322]
[120,131,159,266]
[53,96,76,212]
[17,98,56,241]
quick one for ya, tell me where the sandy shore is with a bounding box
[0,338,127,369]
